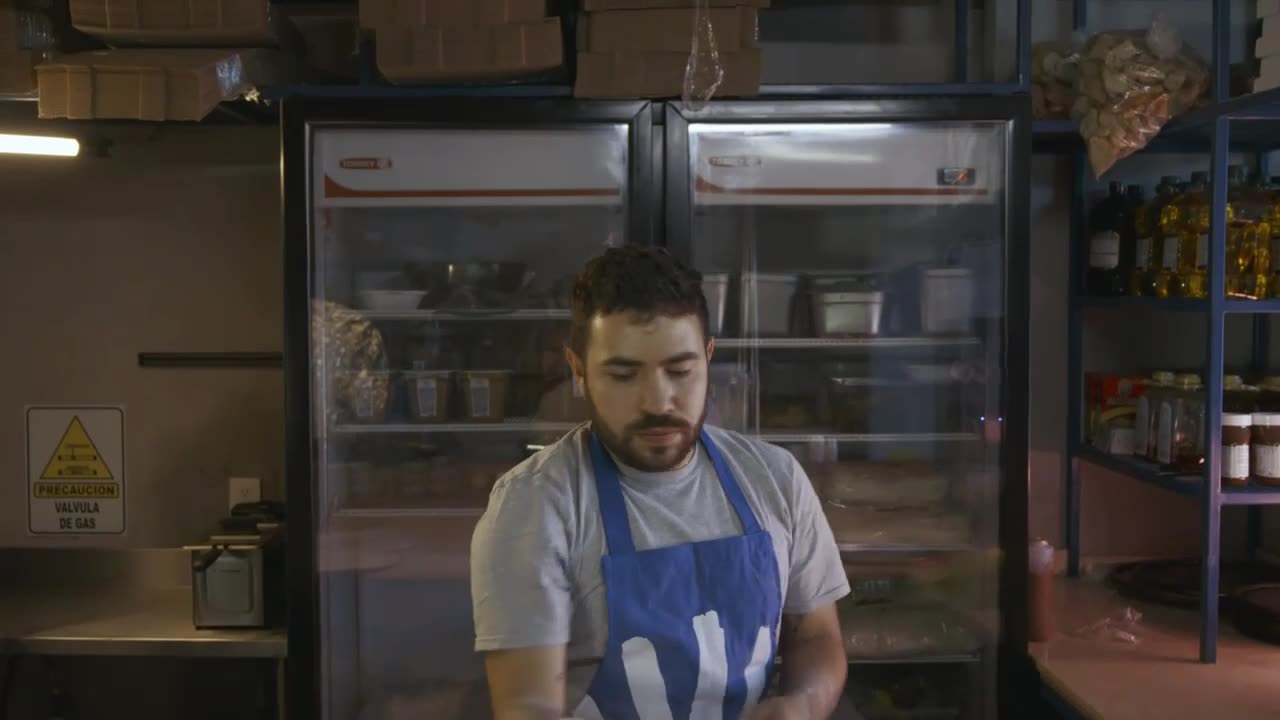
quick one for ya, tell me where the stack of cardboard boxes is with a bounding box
[574,0,766,99]
[1256,0,1280,93]
[360,0,563,85]
[36,0,288,121]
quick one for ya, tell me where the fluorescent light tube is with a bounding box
[0,133,80,157]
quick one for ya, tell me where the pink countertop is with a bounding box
[1030,576,1280,720]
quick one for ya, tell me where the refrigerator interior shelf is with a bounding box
[759,431,980,443]
[715,337,980,350]
[332,420,579,434]
[358,309,570,321]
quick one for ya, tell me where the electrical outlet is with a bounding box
[229,477,261,510]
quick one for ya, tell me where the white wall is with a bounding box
[0,125,284,548]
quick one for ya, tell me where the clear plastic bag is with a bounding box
[1073,12,1210,177]
[682,0,724,111]
[1072,606,1144,645]
[1031,40,1081,120]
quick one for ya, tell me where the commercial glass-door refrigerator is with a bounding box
[282,99,653,720]
[666,99,1029,720]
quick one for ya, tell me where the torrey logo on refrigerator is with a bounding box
[339,157,394,170]
[708,155,763,168]
[937,167,976,186]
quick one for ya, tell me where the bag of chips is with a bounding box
[1072,13,1210,177]
[1031,40,1080,120]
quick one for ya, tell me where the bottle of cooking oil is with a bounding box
[1175,171,1211,298]
[1154,177,1190,297]
[1132,176,1179,295]
[1225,165,1250,298]
[1263,176,1280,299]
[1235,167,1273,299]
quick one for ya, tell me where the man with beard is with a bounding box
[471,247,849,720]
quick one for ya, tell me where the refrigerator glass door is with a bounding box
[308,124,630,720]
[686,119,1007,720]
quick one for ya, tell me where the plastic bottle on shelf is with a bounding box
[1175,171,1211,298]
[1155,177,1191,298]
[1132,177,1179,296]
[1238,168,1273,299]
[1123,183,1146,293]
[1267,177,1280,298]
[1086,181,1130,296]
[1223,165,1271,299]
[1143,371,1176,461]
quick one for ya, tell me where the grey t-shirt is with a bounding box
[470,423,850,710]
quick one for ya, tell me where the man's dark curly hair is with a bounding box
[568,246,708,356]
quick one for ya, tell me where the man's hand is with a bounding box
[744,695,812,720]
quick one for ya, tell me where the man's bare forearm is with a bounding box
[778,607,847,719]
[485,645,568,720]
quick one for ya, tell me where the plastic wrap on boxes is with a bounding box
[360,0,547,28]
[36,48,289,120]
[375,17,561,84]
[1,0,60,52]
[69,0,278,46]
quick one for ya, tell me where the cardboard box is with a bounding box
[1257,19,1280,59]
[574,48,760,98]
[584,0,767,9]
[69,0,276,45]
[579,7,756,53]
[36,48,283,120]
[360,0,546,29]
[375,17,562,84]
[0,49,38,92]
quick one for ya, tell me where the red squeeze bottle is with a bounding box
[1029,540,1056,642]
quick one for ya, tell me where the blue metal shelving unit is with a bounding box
[1038,0,1280,663]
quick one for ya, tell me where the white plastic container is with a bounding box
[740,272,798,337]
[703,273,729,336]
[920,268,975,335]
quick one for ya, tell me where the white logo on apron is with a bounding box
[575,610,773,720]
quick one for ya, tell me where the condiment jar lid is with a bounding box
[1252,413,1280,427]
[1223,413,1253,428]
[1224,375,1244,389]
[1152,371,1176,383]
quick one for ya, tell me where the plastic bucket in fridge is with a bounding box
[404,370,453,422]
[703,273,729,336]
[461,370,512,422]
[740,273,799,337]
[337,370,392,424]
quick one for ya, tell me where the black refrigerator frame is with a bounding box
[281,97,655,720]
[281,95,1030,719]
[665,96,1031,718]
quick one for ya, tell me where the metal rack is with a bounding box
[1034,0,1280,663]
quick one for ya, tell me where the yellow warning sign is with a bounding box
[39,416,113,480]
[33,483,119,499]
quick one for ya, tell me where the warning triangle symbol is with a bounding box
[40,416,113,480]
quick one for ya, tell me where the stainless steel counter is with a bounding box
[0,585,287,658]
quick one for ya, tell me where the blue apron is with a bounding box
[574,428,783,720]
